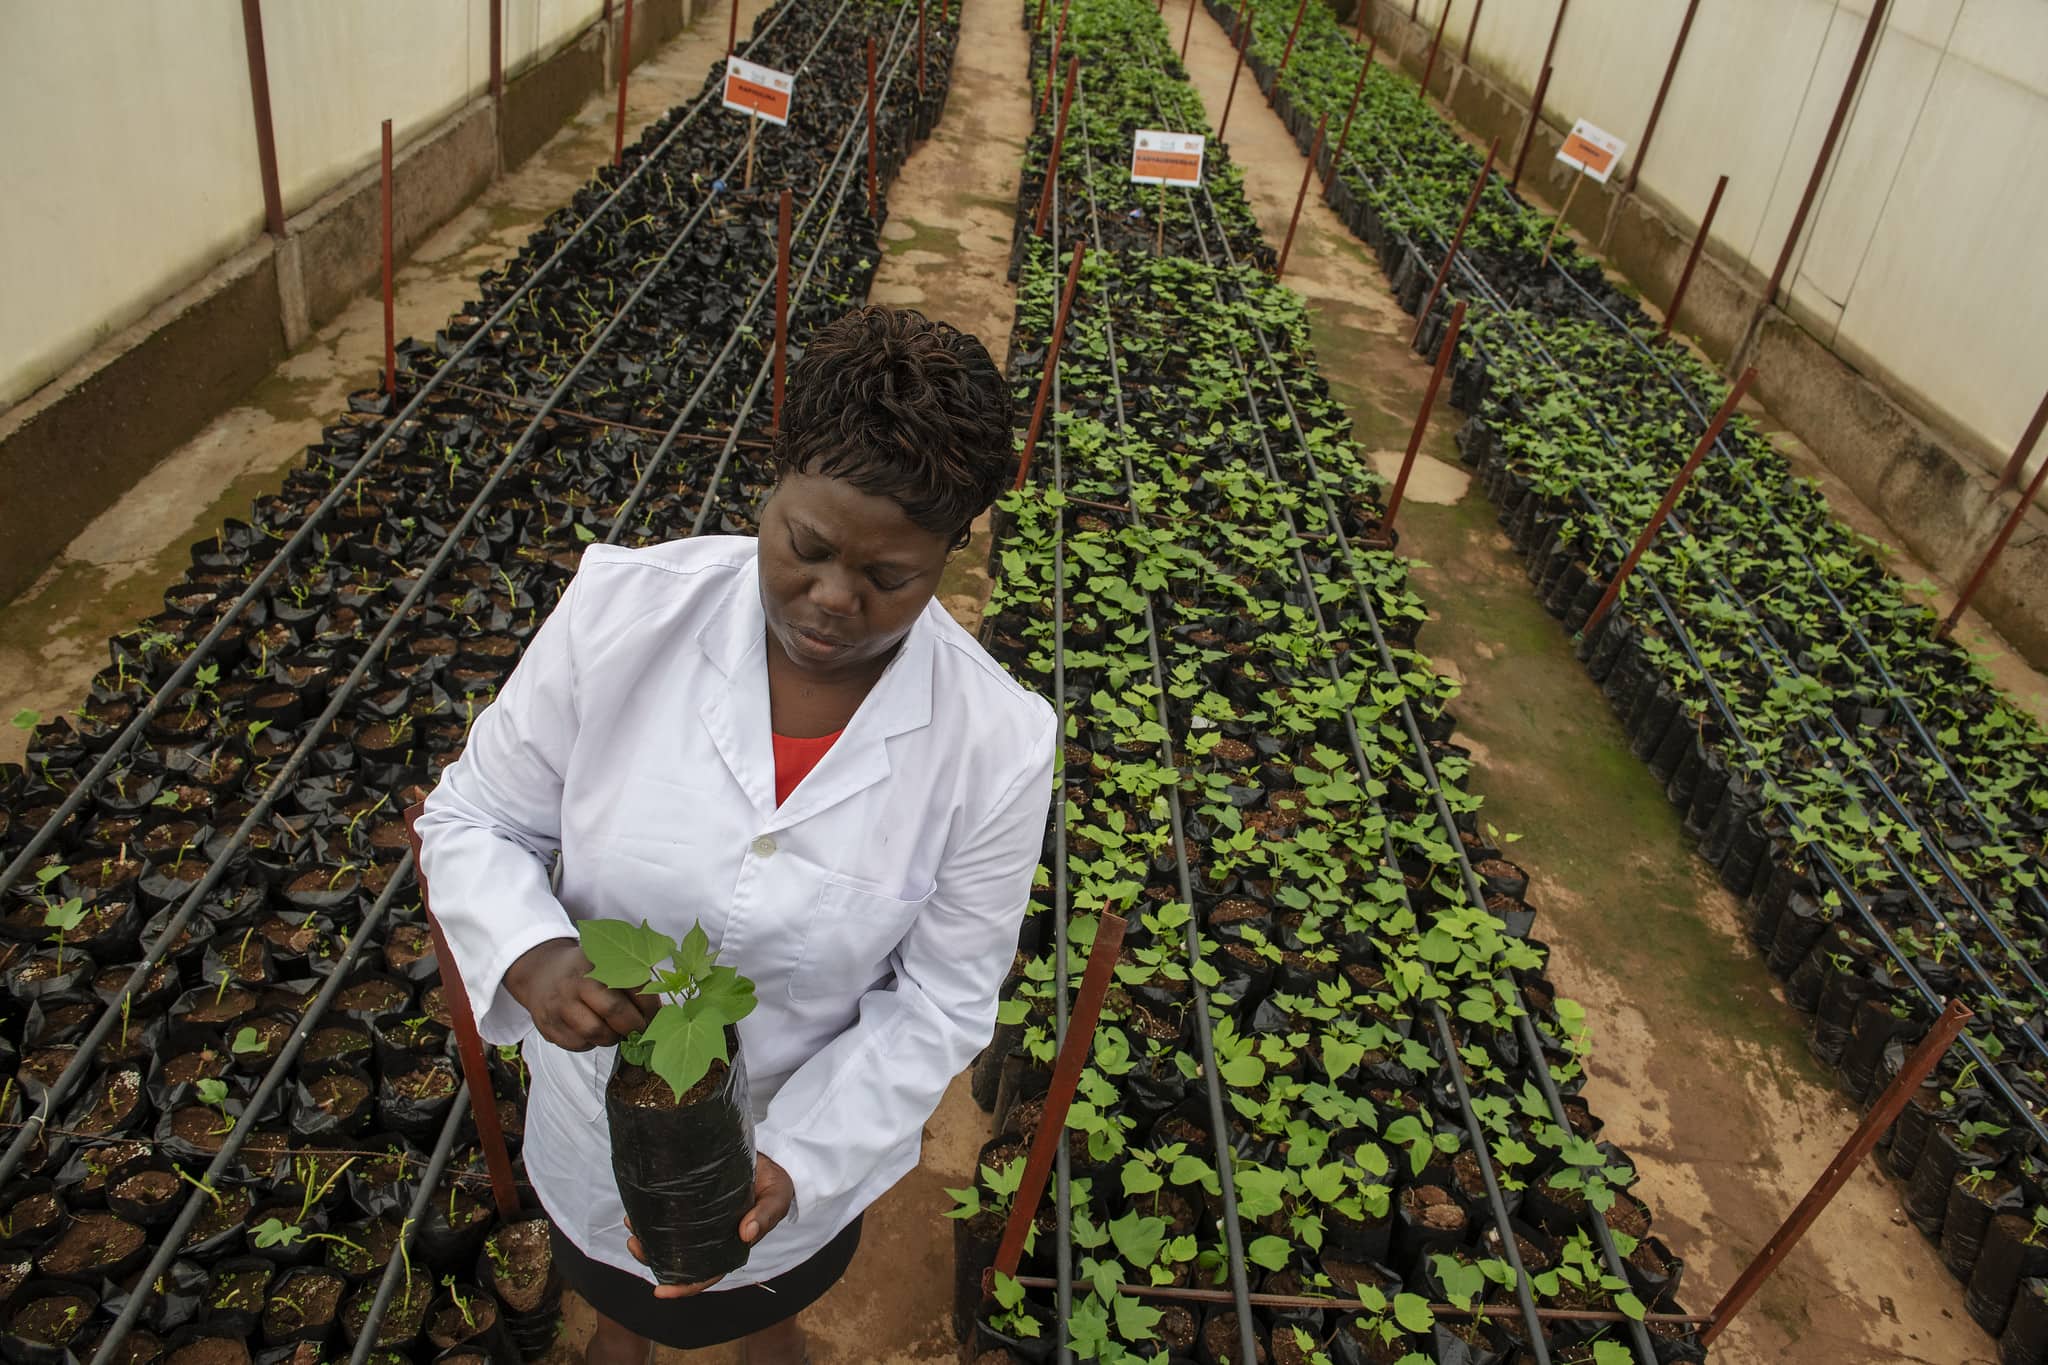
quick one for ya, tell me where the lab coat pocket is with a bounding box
[790,876,934,1002]
[524,1033,611,1124]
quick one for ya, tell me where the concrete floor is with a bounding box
[1177,8,2013,1363]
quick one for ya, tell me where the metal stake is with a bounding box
[1411,136,1497,348]
[1994,386,2048,492]
[1384,301,1464,532]
[1626,0,1698,195]
[728,0,739,56]
[1180,0,1199,62]
[238,0,286,239]
[381,119,395,396]
[1583,367,1757,638]
[865,37,878,217]
[613,0,636,166]
[1033,56,1079,239]
[772,188,793,431]
[1658,173,1726,341]
[1014,245,1088,490]
[1701,999,1973,1345]
[1277,0,1310,81]
[1218,0,1252,142]
[742,114,759,190]
[1419,0,1451,94]
[1940,417,2048,640]
[1326,36,1377,190]
[489,0,504,99]
[1461,0,1483,64]
[1277,114,1328,280]
[1510,62,1552,190]
[1540,163,1585,267]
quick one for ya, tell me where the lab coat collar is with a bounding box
[697,554,936,828]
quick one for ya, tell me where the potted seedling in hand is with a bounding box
[577,918,758,1284]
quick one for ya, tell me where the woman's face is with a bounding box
[757,470,955,679]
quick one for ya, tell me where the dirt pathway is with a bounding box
[1177,7,1996,1363]
[0,0,774,766]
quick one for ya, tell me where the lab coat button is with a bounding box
[751,836,777,857]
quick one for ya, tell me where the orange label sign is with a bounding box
[1130,130,1206,187]
[723,56,795,126]
[1556,118,1626,184]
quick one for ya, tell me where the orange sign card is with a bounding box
[1555,118,1626,184]
[723,56,796,126]
[1130,130,1205,187]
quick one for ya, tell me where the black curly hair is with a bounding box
[773,306,1014,548]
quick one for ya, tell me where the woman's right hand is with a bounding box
[503,938,657,1050]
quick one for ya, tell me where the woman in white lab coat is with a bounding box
[415,307,1056,1365]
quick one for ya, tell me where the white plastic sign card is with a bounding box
[1130,130,1206,187]
[1555,119,1626,183]
[723,57,796,125]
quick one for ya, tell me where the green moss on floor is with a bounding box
[884,217,966,258]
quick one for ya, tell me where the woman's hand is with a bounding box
[503,938,656,1050]
[627,1155,796,1299]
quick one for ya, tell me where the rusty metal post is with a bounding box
[1461,0,1483,63]
[1036,0,1048,32]
[1940,420,2048,640]
[237,0,286,239]
[1758,0,1889,315]
[1218,0,1253,142]
[1277,0,1310,81]
[1042,0,1070,116]
[1658,173,1726,341]
[1325,37,1375,189]
[1384,301,1464,532]
[918,0,927,95]
[489,0,503,100]
[381,120,395,396]
[1994,388,2048,492]
[772,189,792,432]
[613,0,636,166]
[1277,115,1328,280]
[1180,0,1200,62]
[1583,368,1757,639]
[865,37,878,217]
[1419,0,1451,94]
[1510,62,1552,190]
[1411,136,1496,347]
[1033,57,1079,239]
[988,914,1127,1282]
[1625,0,1697,195]
[728,0,739,56]
[1014,245,1088,491]
[1537,0,1568,85]
[1702,999,1973,1345]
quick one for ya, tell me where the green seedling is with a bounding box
[194,1077,235,1135]
[576,919,758,1100]
[231,1026,269,1057]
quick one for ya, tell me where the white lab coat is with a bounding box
[414,536,1055,1287]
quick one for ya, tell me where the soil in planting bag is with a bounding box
[605,1046,754,1286]
[104,1162,183,1229]
[104,1257,208,1335]
[346,1135,426,1220]
[1967,1213,2048,1334]
[1,1278,99,1365]
[2002,1278,2048,1365]
[202,1256,278,1340]
[973,1307,1057,1365]
[424,1282,515,1362]
[1809,965,1878,1070]
[1392,1184,1469,1266]
[1425,1317,1508,1365]
[417,1175,495,1272]
[1945,1173,2024,1281]
[1327,1312,1419,1365]
[971,1023,1022,1112]
[1194,1309,1265,1365]
[1907,1124,1998,1238]
[951,1198,1006,1344]
[162,1323,255,1365]
[376,1057,461,1144]
[478,1217,561,1360]
[1843,998,1923,1104]
[1682,748,1730,843]
[1766,890,1830,978]
[289,1065,375,1139]
[259,1266,347,1349]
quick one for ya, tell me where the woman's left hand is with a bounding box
[627,1155,796,1299]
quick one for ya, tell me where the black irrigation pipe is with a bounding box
[347,1083,472,1365]
[0,0,819,906]
[85,851,416,1365]
[0,0,930,1195]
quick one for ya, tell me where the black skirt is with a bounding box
[547,1215,862,1348]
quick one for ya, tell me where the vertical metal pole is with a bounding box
[1940,426,2048,640]
[1411,136,1496,347]
[1325,37,1375,189]
[728,0,740,56]
[1217,0,1252,142]
[1180,0,1200,62]
[1277,0,1310,81]
[1033,57,1079,239]
[1419,0,1450,93]
[772,188,792,432]
[1510,62,1552,189]
[1014,245,1088,490]
[865,38,878,217]
[1384,301,1464,532]
[380,120,395,396]
[1042,0,1070,115]
[1702,1000,1973,1345]
[613,0,636,167]
[1625,0,1697,194]
[1537,0,1568,86]
[1583,368,1757,638]
[238,0,286,239]
[1461,0,1482,64]
[1276,115,1328,280]
[1658,173,1726,341]
[489,0,503,100]
[1994,388,2048,492]
[1758,0,1889,314]
[1356,0,1369,42]
[918,0,927,96]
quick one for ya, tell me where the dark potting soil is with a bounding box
[302,1027,370,1063]
[486,1220,553,1310]
[428,1294,496,1346]
[384,924,433,965]
[39,1219,146,1285]
[422,986,454,1028]
[614,1056,726,1109]
[1606,1195,1651,1239]
[1631,1238,1672,1277]
[0,1253,29,1304]
[171,1106,236,1152]
[309,1073,370,1114]
[443,1188,489,1230]
[1156,1305,1198,1351]
[1202,1312,1268,1364]
[75,1140,149,1198]
[257,920,321,956]
[12,1293,92,1345]
[165,1048,227,1086]
[24,1044,82,1084]
[343,1275,430,1343]
[182,1188,253,1249]
[1403,1184,1466,1232]
[2,1191,62,1242]
[113,1169,180,1206]
[211,1267,271,1313]
[389,1064,457,1100]
[262,1271,343,1337]
[336,979,408,1014]
[182,988,254,1023]
[1212,737,1257,764]
[85,1326,162,1365]
[165,1336,251,1365]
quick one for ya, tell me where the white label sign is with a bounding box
[1555,118,1626,183]
[1130,130,1206,186]
[722,56,796,126]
